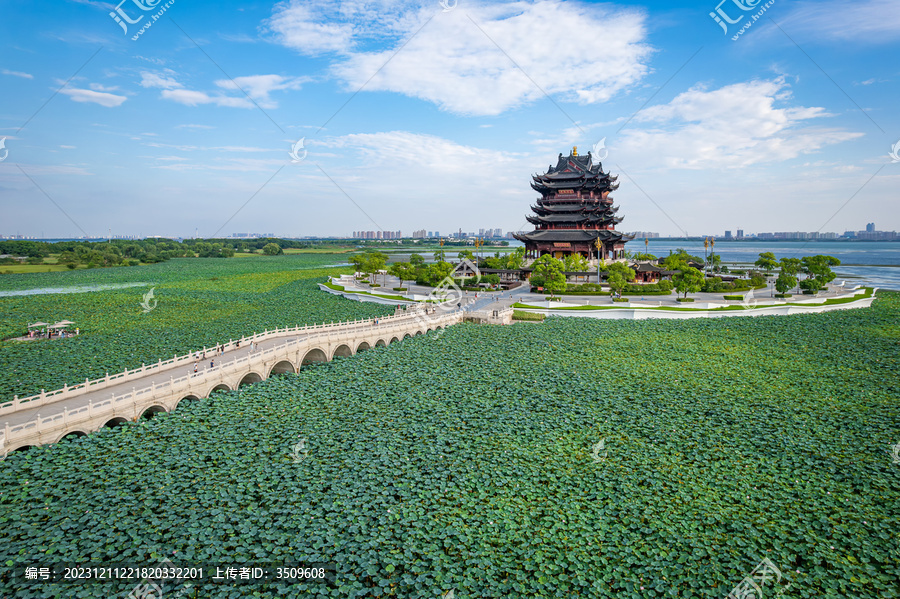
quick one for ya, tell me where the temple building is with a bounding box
[514,147,632,261]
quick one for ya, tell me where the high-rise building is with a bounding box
[866,222,875,232]
[724,231,733,240]
[736,229,744,239]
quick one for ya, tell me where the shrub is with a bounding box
[393,287,406,292]
[774,293,792,298]
[677,298,695,302]
[702,277,725,293]
[749,275,767,288]
[723,295,744,300]
[512,310,545,321]
[612,297,629,303]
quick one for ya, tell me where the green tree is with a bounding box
[457,249,475,261]
[506,247,526,269]
[409,253,425,267]
[262,243,282,255]
[755,252,778,274]
[779,257,802,276]
[605,261,636,296]
[775,272,797,294]
[633,252,657,261]
[800,255,840,292]
[530,255,567,298]
[673,266,704,298]
[563,253,589,272]
[708,253,722,273]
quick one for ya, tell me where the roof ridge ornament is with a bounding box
[572,146,578,156]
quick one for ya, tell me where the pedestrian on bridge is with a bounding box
[193,362,198,374]
[210,359,215,369]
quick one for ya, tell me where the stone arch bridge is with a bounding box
[1,309,461,457]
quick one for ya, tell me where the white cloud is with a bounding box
[267,0,652,115]
[60,87,127,107]
[140,71,182,89]
[214,74,307,108]
[615,78,863,169]
[60,145,77,149]
[89,83,120,92]
[160,88,254,108]
[176,124,215,129]
[2,69,33,79]
[264,1,355,53]
[780,0,900,42]
[144,70,302,109]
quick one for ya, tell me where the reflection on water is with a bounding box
[0,282,151,297]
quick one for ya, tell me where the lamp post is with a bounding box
[594,237,602,284]
[704,237,710,275]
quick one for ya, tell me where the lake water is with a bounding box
[641,240,900,290]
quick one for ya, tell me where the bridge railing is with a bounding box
[0,307,440,416]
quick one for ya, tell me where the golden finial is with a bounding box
[572,146,578,156]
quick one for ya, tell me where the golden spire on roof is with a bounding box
[572,146,578,156]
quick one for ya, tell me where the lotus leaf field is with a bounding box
[1,287,898,598]
[0,256,394,400]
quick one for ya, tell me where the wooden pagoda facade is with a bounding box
[514,148,632,260]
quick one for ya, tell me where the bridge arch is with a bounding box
[356,341,370,352]
[54,430,88,444]
[140,405,167,420]
[390,336,400,344]
[103,417,129,428]
[207,383,231,397]
[268,360,296,376]
[375,339,386,347]
[403,333,411,340]
[414,331,423,336]
[175,395,199,410]
[332,344,353,359]
[301,348,328,365]
[238,372,264,387]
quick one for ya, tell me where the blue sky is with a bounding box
[0,0,898,239]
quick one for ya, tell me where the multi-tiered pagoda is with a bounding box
[515,147,631,261]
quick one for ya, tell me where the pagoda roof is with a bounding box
[532,202,618,214]
[513,229,633,243]
[526,213,622,225]
[531,150,619,193]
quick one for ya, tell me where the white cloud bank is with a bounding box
[265,0,652,115]
[615,78,863,169]
[140,70,305,109]
[60,87,127,107]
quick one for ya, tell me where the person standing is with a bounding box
[193,362,198,374]
[210,358,215,369]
